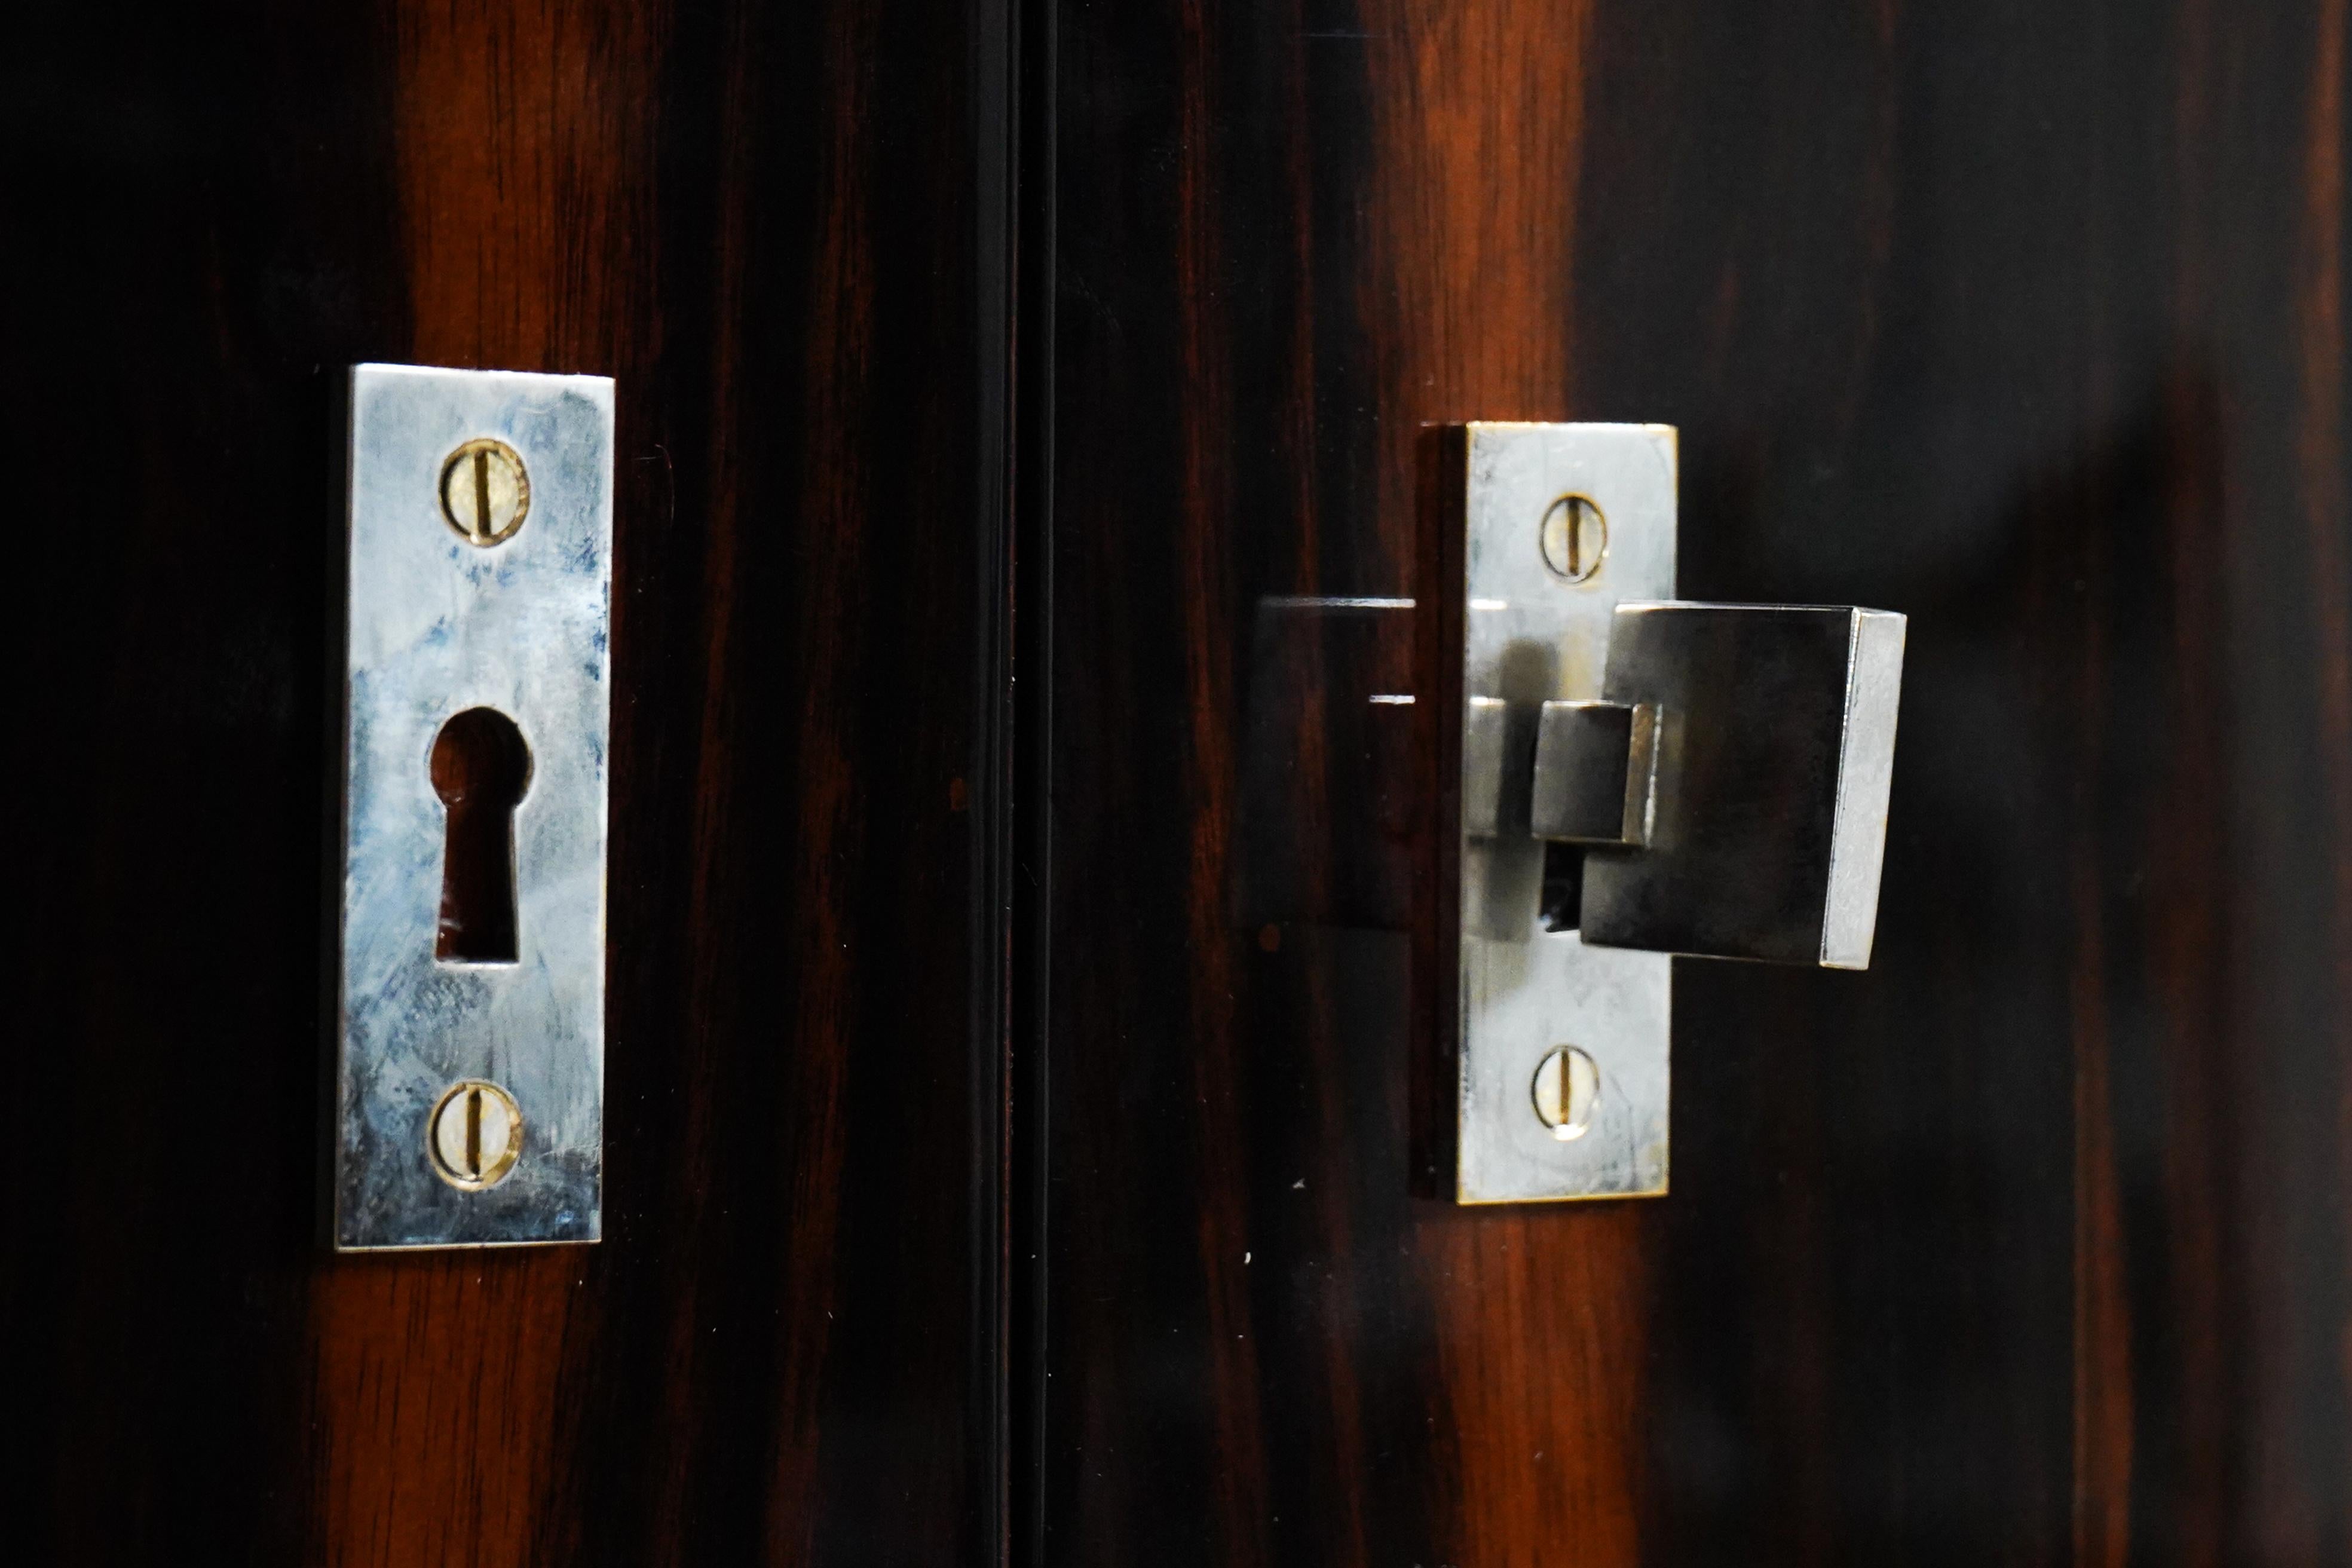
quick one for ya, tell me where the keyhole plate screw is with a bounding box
[1539,494,1606,583]
[427,1079,524,1190]
[1532,1046,1600,1141]
[439,438,531,546]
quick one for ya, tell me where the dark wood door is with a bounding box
[13,1,2349,1565]
[1032,2,2350,1565]
[11,1,1011,1561]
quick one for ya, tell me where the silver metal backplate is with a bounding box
[334,363,612,1250]
[1456,423,1675,1202]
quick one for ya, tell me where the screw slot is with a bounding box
[1539,494,1606,583]
[438,437,531,546]
[427,1079,524,1190]
[1532,1046,1600,1141]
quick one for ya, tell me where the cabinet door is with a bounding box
[1030,3,2351,1564]
[10,2,1011,1561]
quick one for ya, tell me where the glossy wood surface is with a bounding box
[1040,2,2349,1564]
[7,1,1008,1561]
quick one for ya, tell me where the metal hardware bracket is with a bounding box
[1446,423,1904,1203]
[332,363,613,1250]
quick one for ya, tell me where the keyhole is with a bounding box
[430,707,531,963]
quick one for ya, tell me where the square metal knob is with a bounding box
[1539,604,1906,968]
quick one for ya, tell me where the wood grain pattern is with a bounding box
[4,0,1009,1562]
[1040,2,2351,1564]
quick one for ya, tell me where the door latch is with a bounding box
[1438,422,1904,1203]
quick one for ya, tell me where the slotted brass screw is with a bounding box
[1539,494,1606,583]
[1532,1046,1600,1141]
[427,1079,523,1190]
[439,438,531,546]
